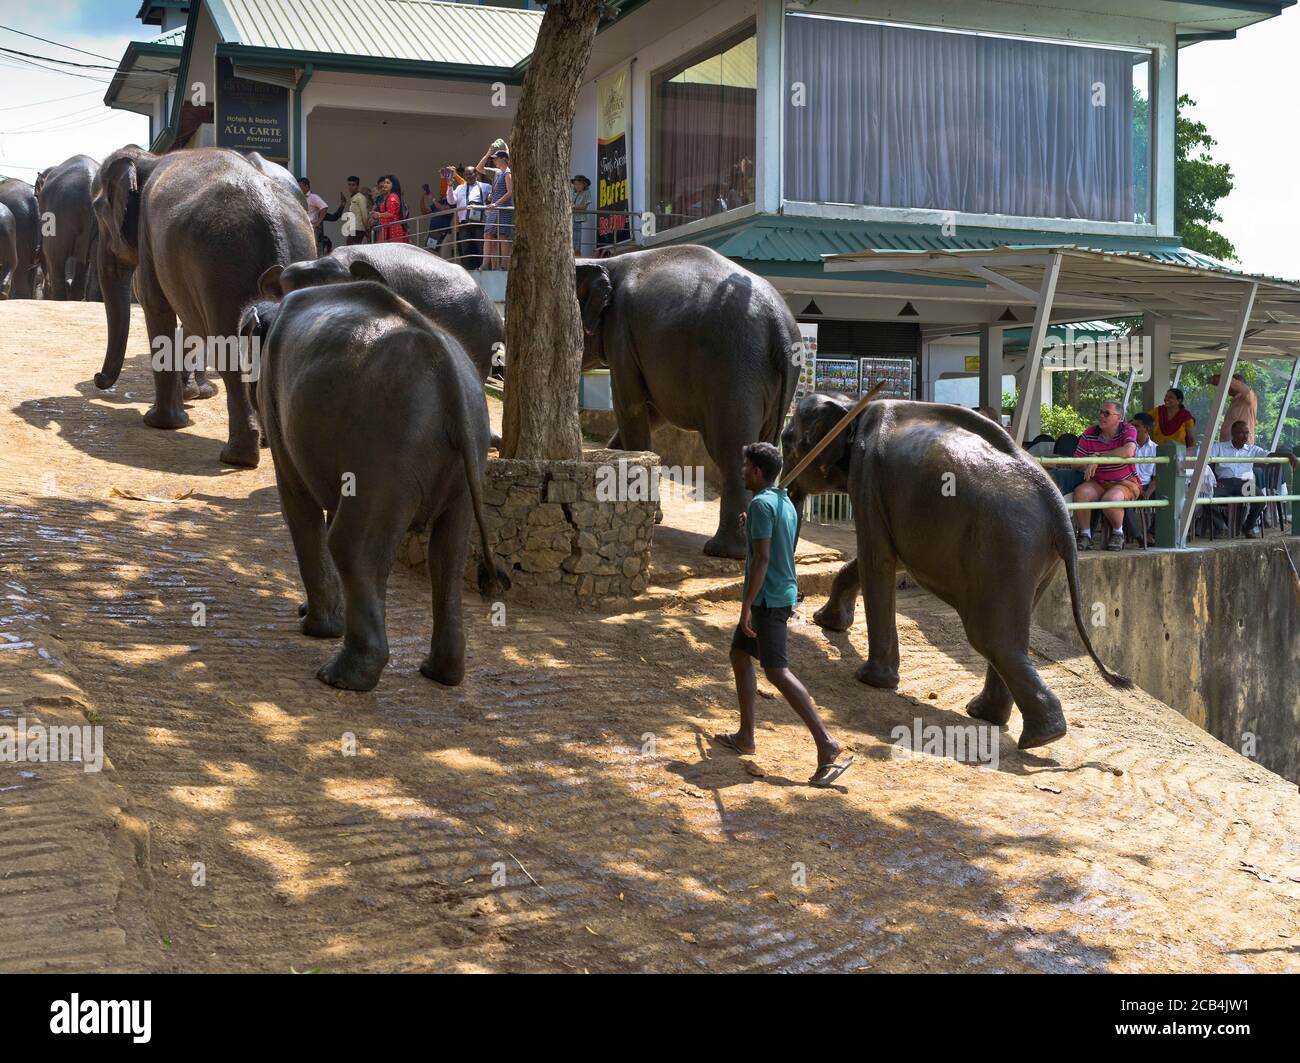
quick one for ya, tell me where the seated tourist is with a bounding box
[1124,412,1158,544]
[1206,420,1298,538]
[1072,401,1139,551]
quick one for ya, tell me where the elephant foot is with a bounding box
[220,437,261,468]
[812,599,854,632]
[855,660,900,689]
[317,646,388,691]
[966,690,1014,727]
[703,532,746,560]
[300,609,343,639]
[184,378,219,400]
[143,404,191,430]
[419,651,465,687]
[1017,710,1068,750]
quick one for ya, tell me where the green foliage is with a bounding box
[1001,389,1016,415]
[1039,403,1089,438]
[1175,94,1236,262]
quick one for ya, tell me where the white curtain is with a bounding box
[785,17,1137,223]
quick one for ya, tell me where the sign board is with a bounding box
[596,65,631,250]
[814,357,860,398]
[965,354,981,373]
[216,58,289,164]
[792,322,818,410]
[859,356,914,399]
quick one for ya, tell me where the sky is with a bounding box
[0,1,1297,280]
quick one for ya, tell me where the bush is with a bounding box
[1039,403,1089,437]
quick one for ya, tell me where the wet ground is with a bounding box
[1,301,1298,973]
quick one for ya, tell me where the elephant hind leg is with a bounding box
[813,558,860,630]
[968,629,1066,749]
[420,489,472,687]
[966,664,1014,726]
[316,494,407,691]
[139,299,190,430]
[279,479,342,639]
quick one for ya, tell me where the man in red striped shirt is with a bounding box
[1072,400,1139,552]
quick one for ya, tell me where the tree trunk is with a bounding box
[501,0,604,460]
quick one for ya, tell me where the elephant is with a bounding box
[781,393,1132,750]
[92,145,316,467]
[575,244,801,558]
[0,203,16,299]
[257,242,502,382]
[238,275,510,691]
[37,154,102,301]
[0,179,41,299]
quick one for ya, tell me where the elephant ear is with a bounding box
[348,259,388,287]
[806,395,855,475]
[95,154,140,256]
[575,262,611,336]
[258,265,285,300]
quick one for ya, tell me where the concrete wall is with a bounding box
[1032,541,1300,783]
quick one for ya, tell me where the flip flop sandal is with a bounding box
[809,754,856,788]
[712,733,752,755]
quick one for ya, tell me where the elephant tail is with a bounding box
[1056,516,1133,690]
[462,439,511,599]
[763,314,801,444]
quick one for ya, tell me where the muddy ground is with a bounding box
[1,301,1297,973]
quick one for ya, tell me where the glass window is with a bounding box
[785,15,1154,225]
[651,26,756,231]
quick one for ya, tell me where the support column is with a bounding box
[755,0,783,215]
[978,325,1003,412]
[1178,283,1257,544]
[1269,356,1300,451]
[1140,313,1171,412]
[1011,252,1062,444]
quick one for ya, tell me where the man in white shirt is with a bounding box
[1125,412,1159,544]
[448,165,489,270]
[1207,419,1298,537]
[298,177,330,255]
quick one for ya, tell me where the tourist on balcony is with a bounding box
[1124,412,1159,545]
[322,177,370,247]
[476,147,513,270]
[1210,372,1258,444]
[1147,387,1196,449]
[298,177,329,255]
[370,174,408,244]
[1207,420,1297,538]
[571,175,592,256]
[449,165,490,270]
[1072,401,1139,552]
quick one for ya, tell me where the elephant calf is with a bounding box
[241,278,510,691]
[782,394,1131,749]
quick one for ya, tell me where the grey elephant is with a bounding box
[258,242,502,381]
[781,393,1131,750]
[92,145,316,466]
[0,203,16,299]
[0,179,41,299]
[37,154,102,301]
[575,244,800,558]
[239,274,509,691]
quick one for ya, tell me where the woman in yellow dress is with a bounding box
[1147,387,1197,447]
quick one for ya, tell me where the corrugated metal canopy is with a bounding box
[213,0,542,68]
[824,245,1300,363]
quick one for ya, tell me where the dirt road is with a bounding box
[1,302,1297,972]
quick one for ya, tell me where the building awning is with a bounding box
[823,245,1300,363]
[103,28,184,115]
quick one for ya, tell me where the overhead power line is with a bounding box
[0,24,120,62]
[0,46,119,70]
[0,89,102,112]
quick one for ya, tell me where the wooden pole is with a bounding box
[779,381,885,490]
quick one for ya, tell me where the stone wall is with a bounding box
[400,449,659,603]
[1032,540,1300,784]
[580,409,721,487]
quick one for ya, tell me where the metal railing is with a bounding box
[329,205,649,268]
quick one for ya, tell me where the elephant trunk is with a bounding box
[95,247,132,390]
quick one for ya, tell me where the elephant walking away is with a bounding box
[258,242,503,382]
[782,394,1132,750]
[92,146,316,467]
[575,245,801,558]
[0,179,41,299]
[37,155,101,301]
[240,277,510,691]
[0,203,17,298]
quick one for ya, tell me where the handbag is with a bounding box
[464,181,485,225]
